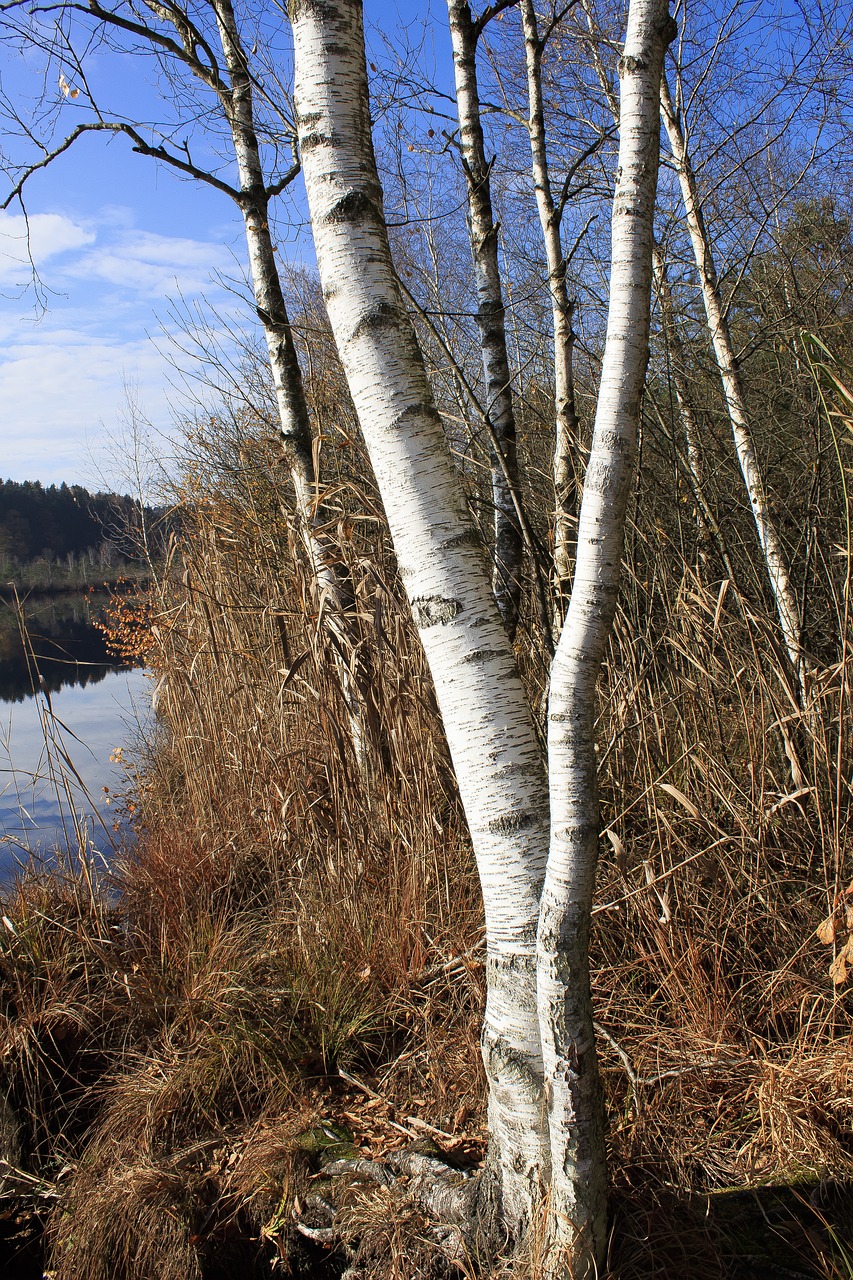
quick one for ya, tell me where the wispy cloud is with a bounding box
[0,211,95,288]
[68,229,236,299]
[0,326,178,485]
[0,204,274,486]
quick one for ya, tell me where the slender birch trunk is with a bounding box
[215,0,316,509]
[520,0,581,610]
[659,75,805,698]
[539,2,674,1273]
[652,243,713,564]
[446,0,524,639]
[291,0,550,1235]
[214,0,367,764]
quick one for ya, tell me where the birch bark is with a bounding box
[659,76,805,697]
[539,2,674,1273]
[214,0,367,763]
[520,0,581,609]
[291,0,550,1235]
[446,0,524,639]
[215,0,315,500]
[652,243,714,565]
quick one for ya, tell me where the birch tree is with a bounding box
[0,0,370,763]
[658,75,806,700]
[446,0,524,638]
[519,0,585,609]
[578,0,807,709]
[292,0,673,1273]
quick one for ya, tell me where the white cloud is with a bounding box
[68,230,236,299]
[0,326,177,485]
[0,212,95,288]
[0,205,263,485]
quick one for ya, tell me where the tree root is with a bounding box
[292,1142,481,1273]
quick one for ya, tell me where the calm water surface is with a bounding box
[0,594,149,879]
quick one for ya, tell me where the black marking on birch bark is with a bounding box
[475,223,500,257]
[486,944,537,972]
[661,14,678,46]
[348,300,401,341]
[390,401,432,430]
[482,1034,544,1088]
[439,527,481,550]
[459,647,504,664]
[619,54,648,73]
[586,461,621,497]
[411,596,462,627]
[595,427,630,454]
[289,0,341,22]
[473,295,502,325]
[299,130,336,154]
[323,188,383,226]
[486,810,537,835]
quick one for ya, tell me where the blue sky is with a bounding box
[0,0,446,491]
[0,0,833,492]
[1,62,253,489]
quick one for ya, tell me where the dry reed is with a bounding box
[1,359,852,1278]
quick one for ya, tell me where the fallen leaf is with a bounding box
[605,828,628,874]
[658,782,700,819]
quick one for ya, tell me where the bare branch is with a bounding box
[265,158,300,200]
[554,129,611,221]
[473,0,520,42]
[1,119,240,208]
[28,0,228,99]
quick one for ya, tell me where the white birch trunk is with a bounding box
[539,2,674,1273]
[659,76,805,697]
[521,0,580,607]
[447,0,523,638]
[215,0,317,505]
[291,0,550,1236]
[652,244,714,564]
[214,0,367,765]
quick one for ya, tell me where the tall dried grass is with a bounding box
[2,362,853,1277]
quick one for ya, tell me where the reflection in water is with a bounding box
[0,593,148,876]
[0,591,124,701]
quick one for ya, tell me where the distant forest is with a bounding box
[0,479,162,575]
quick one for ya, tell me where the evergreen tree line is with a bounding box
[0,478,164,575]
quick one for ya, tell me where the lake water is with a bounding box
[0,594,149,880]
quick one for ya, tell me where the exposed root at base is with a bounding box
[293,1143,482,1277]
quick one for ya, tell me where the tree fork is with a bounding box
[292,0,550,1243]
